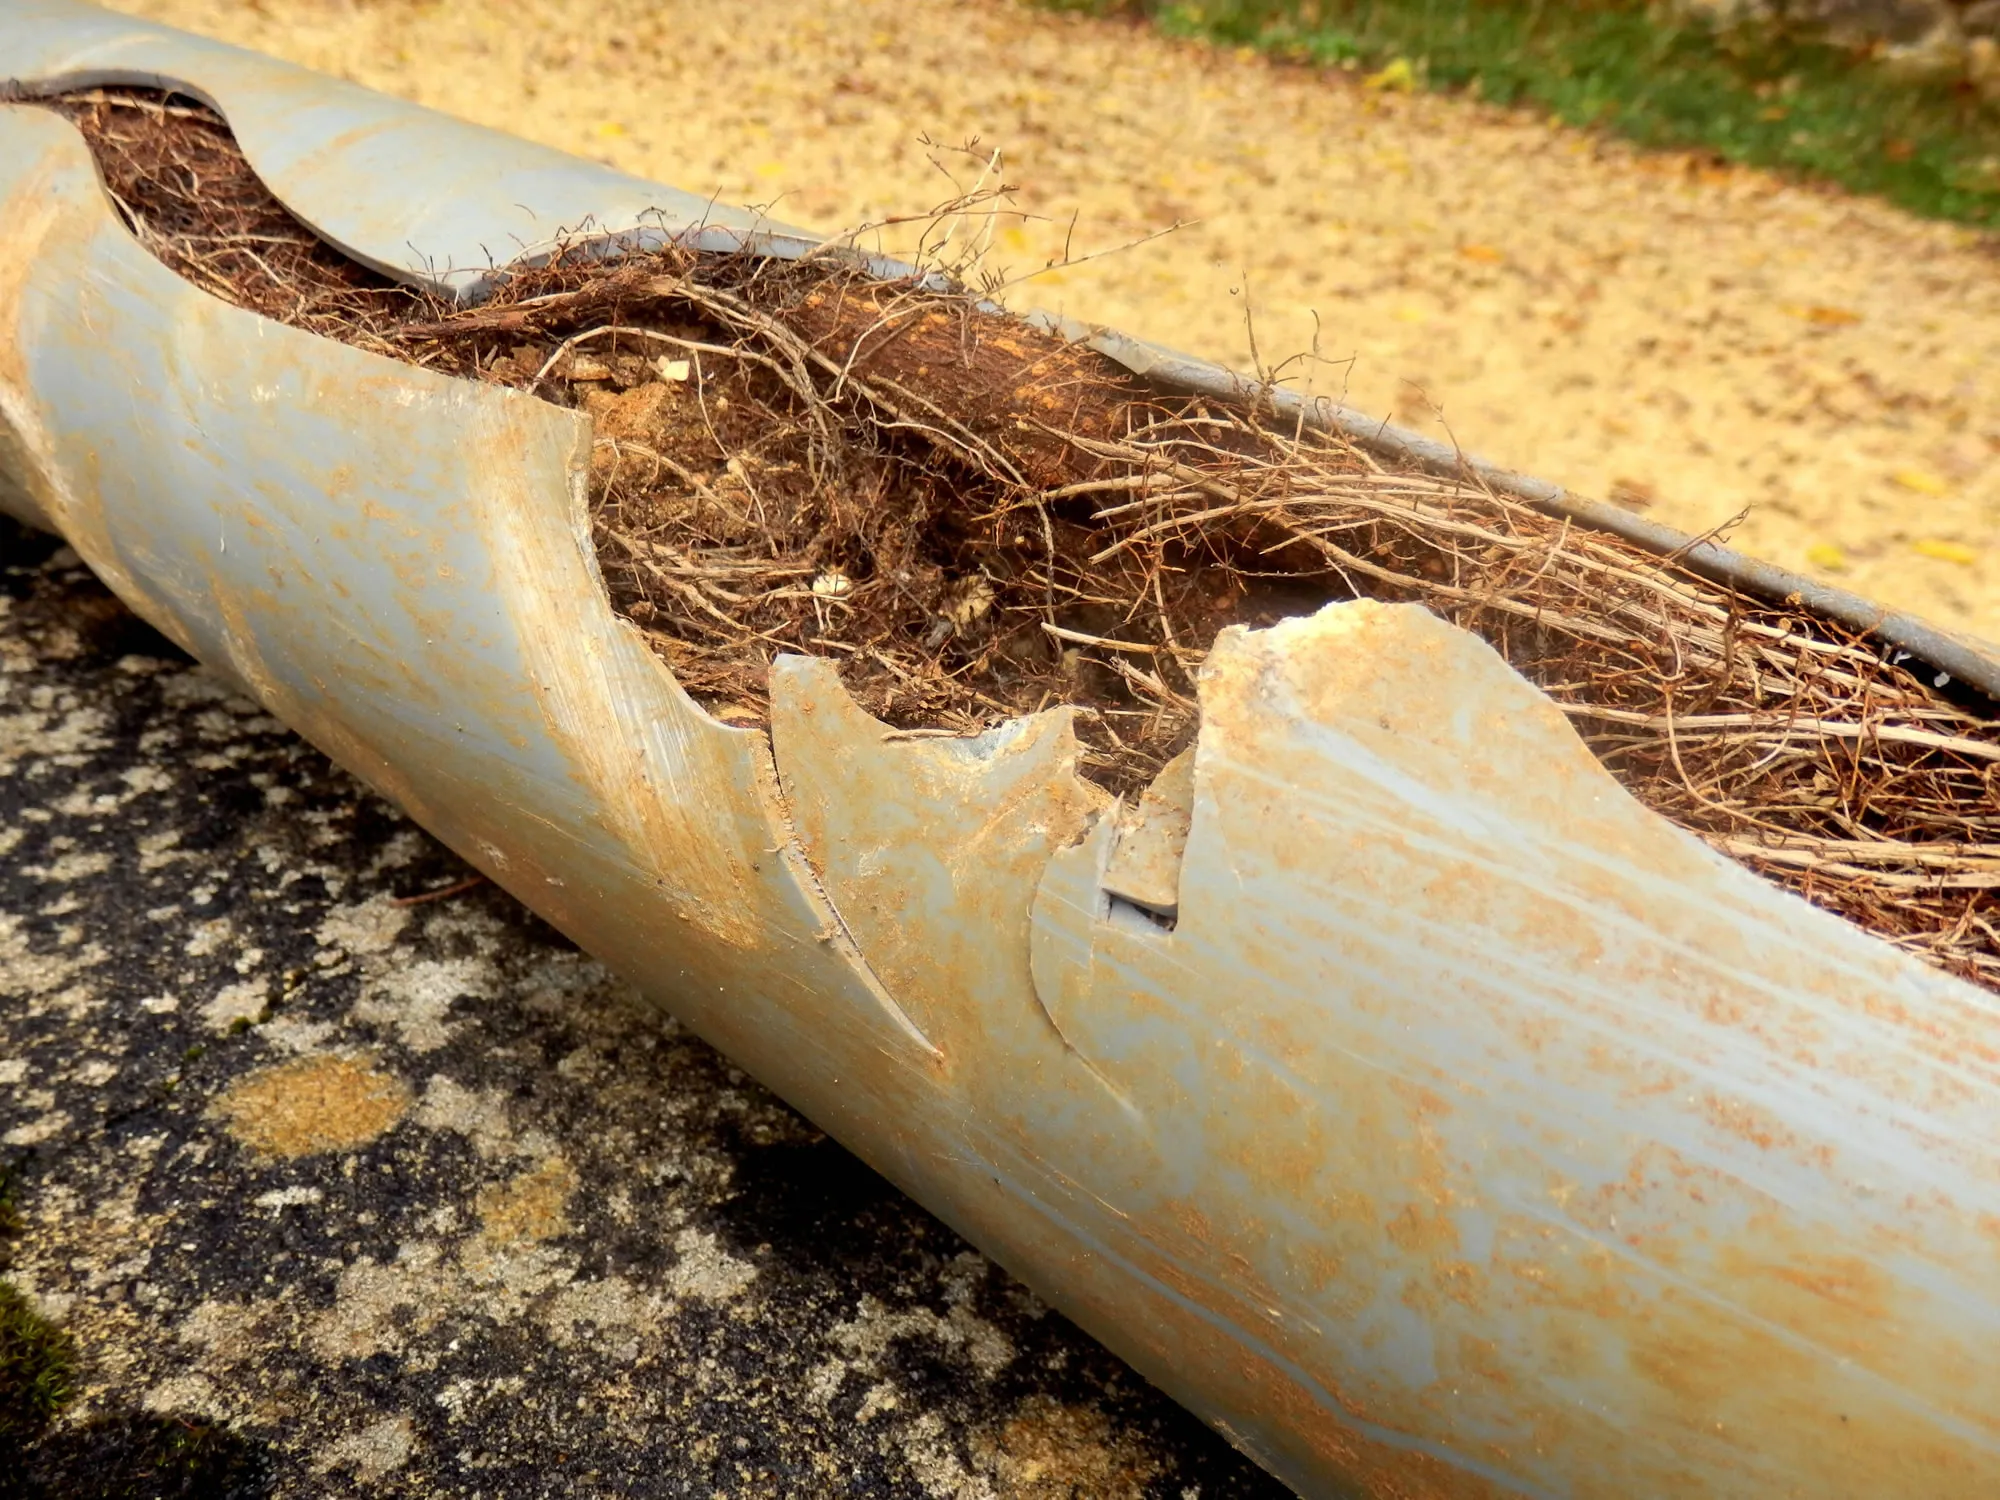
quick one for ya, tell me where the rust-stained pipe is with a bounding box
[7,6,2000,1496]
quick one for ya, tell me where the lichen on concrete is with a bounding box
[0,522,1283,1497]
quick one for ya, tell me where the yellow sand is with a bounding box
[109,0,2000,638]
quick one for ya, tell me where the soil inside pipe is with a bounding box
[27,87,2000,992]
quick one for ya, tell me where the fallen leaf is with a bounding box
[1609,478,1656,510]
[1365,57,1416,93]
[592,121,627,139]
[1459,243,1505,265]
[1798,304,1861,327]
[1805,542,1849,571]
[1913,538,1978,566]
[1893,468,1951,496]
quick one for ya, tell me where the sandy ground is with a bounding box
[107,0,2000,640]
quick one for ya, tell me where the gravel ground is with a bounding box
[96,0,2000,641]
[0,529,1283,1497]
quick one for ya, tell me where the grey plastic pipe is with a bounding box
[6,5,2000,1496]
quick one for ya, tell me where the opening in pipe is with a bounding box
[28,85,2000,994]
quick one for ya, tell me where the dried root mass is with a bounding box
[33,88,2000,991]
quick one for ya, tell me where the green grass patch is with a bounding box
[1045,0,2000,227]
[1,1166,77,1447]
[0,1281,77,1446]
